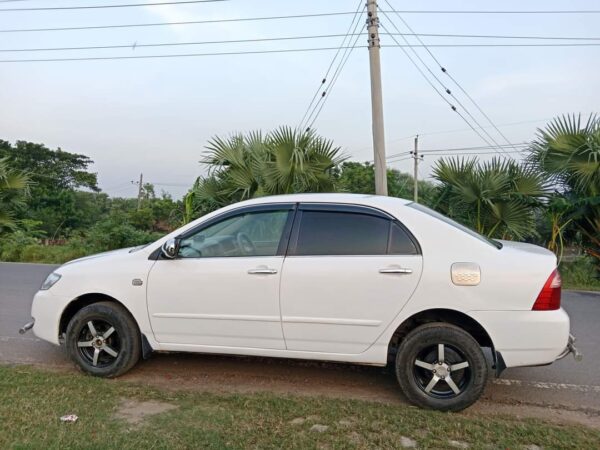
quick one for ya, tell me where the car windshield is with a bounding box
[408,202,502,249]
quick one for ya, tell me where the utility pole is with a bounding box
[411,135,423,202]
[366,0,388,196]
[133,173,144,210]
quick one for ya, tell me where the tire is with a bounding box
[395,322,488,412]
[65,301,141,378]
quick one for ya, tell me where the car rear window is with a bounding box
[294,211,390,256]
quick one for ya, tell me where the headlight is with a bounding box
[40,272,62,291]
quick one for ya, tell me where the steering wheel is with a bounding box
[236,232,257,256]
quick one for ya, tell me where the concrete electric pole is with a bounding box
[133,173,144,210]
[366,0,388,196]
[411,135,423,202]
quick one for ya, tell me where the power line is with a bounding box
[381,42,600,48]
[0,46,365,63]
[0,11,365,33]
[386,150,527,165]
[415,150,527,156]
[5,34,600,54]
[0,33,365,53]
[304,21,366,131]
[382,1,517,159]
[385,143,529,160]
[365,10,600,14]
[3,41,599,63]
[386,117,553,144]
[306,27,364,131]
[378,16,511,160]
[298,0,364,131]
[390,32,600,41]
[0,0,226,12]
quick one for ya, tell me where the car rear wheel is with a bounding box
[395,322,488,411]
[65,301,141,378]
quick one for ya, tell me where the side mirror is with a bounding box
[161,238,180,259]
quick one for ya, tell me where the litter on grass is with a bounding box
[60,414,78,423]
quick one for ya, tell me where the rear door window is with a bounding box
[292,211,390,256]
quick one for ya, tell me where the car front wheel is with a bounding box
[395,322,488,411]
[65,301,141,378]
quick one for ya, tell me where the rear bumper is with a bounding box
[469,308,571,368]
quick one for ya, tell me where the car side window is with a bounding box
[389,222,418,255]
[293,211,390,256]
[178,210,290,258]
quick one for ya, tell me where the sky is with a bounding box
[1,0,598,199]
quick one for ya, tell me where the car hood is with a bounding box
[61,247,136,267]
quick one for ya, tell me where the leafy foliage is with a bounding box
[187,127,345,216]
[432,157,548,240]
[336,161,437,205]
[528,114,600,269]
[0,157,31,233]
[0,140,99,236]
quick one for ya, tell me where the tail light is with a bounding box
[532,269,561,311]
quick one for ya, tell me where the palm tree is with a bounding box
[432,157,548,240]
[528,114,600,269]
[186,127,345,219]
[0,157,31,233]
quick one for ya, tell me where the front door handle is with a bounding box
[379,267,413,275]
[248,267,278,275]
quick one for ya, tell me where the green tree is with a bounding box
[337,161,436,205]
[186,127,345,220]
[432,157,548,240]
[0,157,31,233]
[528,114,600,270]
[0,140,99,236]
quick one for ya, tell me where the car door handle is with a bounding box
[379,267,413,275]
[247,268,278,275]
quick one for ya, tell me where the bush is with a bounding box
[0,219,164,264]
[0,231,39,261]
[560,256,600,291]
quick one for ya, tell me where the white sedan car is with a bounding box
[24,194,580,411]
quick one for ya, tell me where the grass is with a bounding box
[1,366,599,449]
[560,257,600,292]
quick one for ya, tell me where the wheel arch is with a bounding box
[387,308,495,365]
[59,293,154,359]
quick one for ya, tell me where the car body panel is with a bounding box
[146,257,286,349]
[30,193,570,370]
[280,254,423,353]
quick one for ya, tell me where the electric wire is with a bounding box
[377,20,509,161]
[0,11,367,33]
[389,32,600,41]
[383,0,520,157]
[298,0,364,132]
[0,0,227,12]
[2,41,598,62]
[305,24,366,131]
[0,33,366,53]
[380,5,513,159]
[0,46,365,63]
[385,143,529,160]
[5,34,600,54]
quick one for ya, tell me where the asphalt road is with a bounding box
[1,262,599,415]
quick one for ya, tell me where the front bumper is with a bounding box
[557,333,583,361]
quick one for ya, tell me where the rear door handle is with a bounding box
[248,267,278,275]
[379,268,413,275]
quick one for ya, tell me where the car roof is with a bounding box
[233,193,413,208]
